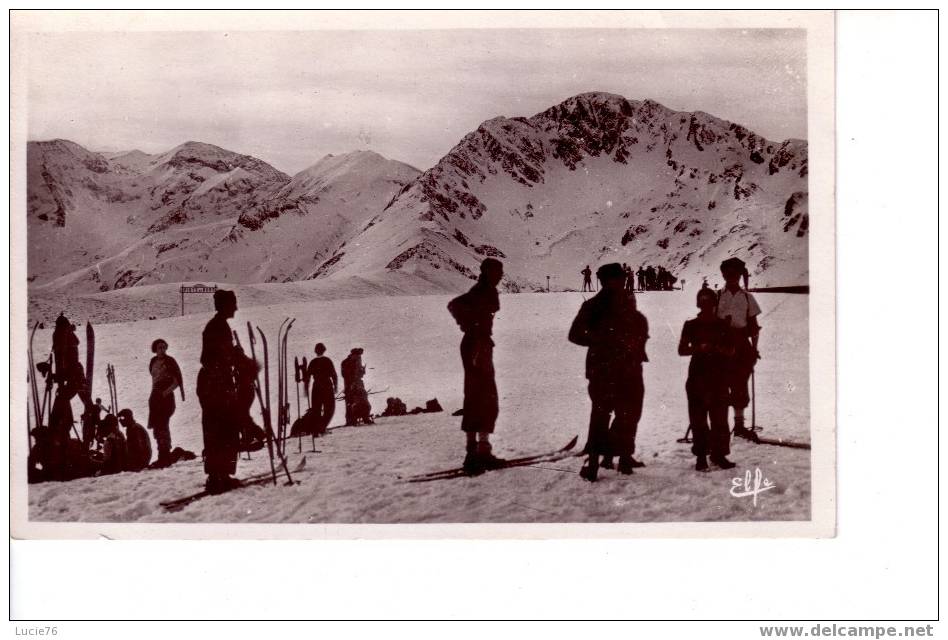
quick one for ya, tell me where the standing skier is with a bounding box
[49,314,93,435]
[716,257,762,440]
[196,290,242,494]
[581,265,593,292]
[118,408,152,471]
[306,343,337,434]
[341,348,372,426]
[448,257,505,475]
[147,338,184,466]
[568,263,649,481]
[678,287,736,471]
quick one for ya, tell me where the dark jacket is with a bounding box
[100,432,128,475]
[124,422,152,471]
[448,280,499,338]
[307,356,338,391]
[678,315,733,379]
[149,354,184,399]
[568,289,649,379]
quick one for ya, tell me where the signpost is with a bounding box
[180,284,218,316]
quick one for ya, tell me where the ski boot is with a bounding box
[600,456,615,470]
[710,455,736,470]
[628,456,646,468]
[579,456,599,482]
[616,456,636,475]
[732,418,759,442]
[695,455,709,472]
[462,452,484,476]
[477,441,506,470]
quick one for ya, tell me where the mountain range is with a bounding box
[27,92,808,294]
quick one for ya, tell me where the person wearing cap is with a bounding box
[118,408,152,471]
[196,289,242,494]
[678,287,736,471]
[147,338,185,466]
[447,257,506,475]
[341,348,372,426]
[306,343,338,433]
[569,262,649,481]
[717,257,762,440]
[581,265,593,292]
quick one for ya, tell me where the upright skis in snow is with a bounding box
[253,323,296,485]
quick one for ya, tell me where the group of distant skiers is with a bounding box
[459,255,759,480]
[29,254,760,491]
[581,263,678,293]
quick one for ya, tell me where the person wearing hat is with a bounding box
[678,287,735,471]
[717,257,762,441]
[118,408,152,471]
[196,289,242,494]
[568,262,649,481]
[306,342,338,434]
[447,257,506,475]
[147,338,185,466]
[341,348,372,426]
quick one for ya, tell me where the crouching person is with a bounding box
[93,414,128,476]
[118,408,152,472]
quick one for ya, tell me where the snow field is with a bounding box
[28,290,809,523]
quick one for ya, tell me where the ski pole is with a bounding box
[751,371,756,432]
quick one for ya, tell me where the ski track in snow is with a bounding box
[27,291,810,524]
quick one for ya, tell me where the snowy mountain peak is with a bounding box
[326,92,809,291]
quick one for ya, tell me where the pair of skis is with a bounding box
[105,363,118,414]
[275,318,296,455]
[27,322,53,446]
[160,456,307,512]
[241,322,295,487]
[405,436,579,483]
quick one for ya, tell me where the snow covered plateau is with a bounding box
[27,290,809,524]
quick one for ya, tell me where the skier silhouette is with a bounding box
[448,257,505,475]
[717,257,762,441]
[196,290,242,494]
[568,263,649,481]
[306,342,338,434]
[581,265,593,292]
[679,287,736,471]
[147,338,184,466]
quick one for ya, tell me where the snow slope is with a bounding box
[27,290,810,524]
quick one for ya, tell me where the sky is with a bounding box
[25,29,806,175]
